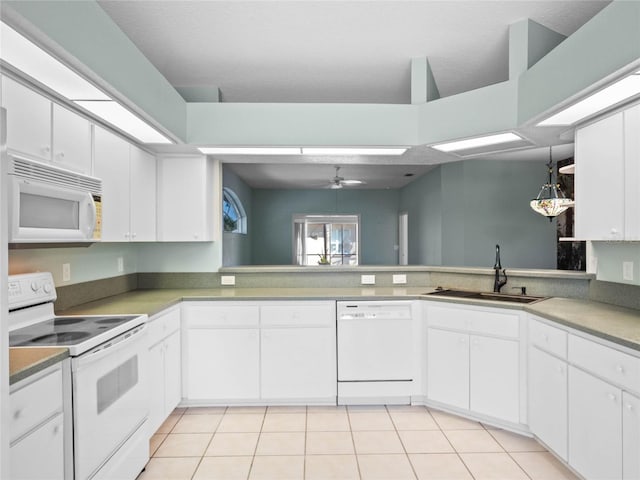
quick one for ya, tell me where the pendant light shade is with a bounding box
[530,147,573,220]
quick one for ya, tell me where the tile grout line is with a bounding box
[345,405,364,480]
[246,407,267,479]
[387,404,419,480]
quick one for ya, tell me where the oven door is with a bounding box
[72,325,149,480]
[9,176,97,243]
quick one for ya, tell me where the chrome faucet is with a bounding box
[493,244,508,293]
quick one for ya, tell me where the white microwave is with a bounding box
[8,156,102,244]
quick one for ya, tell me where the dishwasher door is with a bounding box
[337,301,413,382]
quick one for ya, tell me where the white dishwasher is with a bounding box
[337,301,414,405]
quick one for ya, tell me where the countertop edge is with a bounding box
[9,347,69,385]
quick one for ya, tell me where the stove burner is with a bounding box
[54,318,85,326]
[31,331,91,344]
[95,317,130,325]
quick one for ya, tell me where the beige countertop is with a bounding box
[9,347,69,385]
[57,287,640,352]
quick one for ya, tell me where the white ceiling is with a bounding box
[97,0,608,188]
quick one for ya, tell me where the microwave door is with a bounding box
[10,178,97,242]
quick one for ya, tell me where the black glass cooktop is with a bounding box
[9,315,140,348]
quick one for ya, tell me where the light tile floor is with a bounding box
[138,405,580,480]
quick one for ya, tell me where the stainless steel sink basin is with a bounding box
[424,288,546,304]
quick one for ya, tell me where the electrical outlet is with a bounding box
[117,257,124,273]
[62,263,71,282]
[221,275,236,286]
[623,261,634,281]
[392,274,407,285]
[361,274,376,285]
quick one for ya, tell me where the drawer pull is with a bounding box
[13,409,21,420]
[607,393,616,402]
[626,404,634,411]
[615,365,625,374]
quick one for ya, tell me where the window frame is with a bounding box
[292,214,360,266]
[222,187,247,234]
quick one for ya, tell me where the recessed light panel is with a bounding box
[302,147,407,155]
[431,132,523,152]
[538,72,640,126]
[0,22,110,101]
[198,147,301,155]
[75,101,173,144]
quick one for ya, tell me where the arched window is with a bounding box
[223,187,247,234]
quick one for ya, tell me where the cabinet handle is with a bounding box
[194,233,199,239]
[55,152,65,159]
[615,365,625,374]
[42,145,51,154]
[556,366,564,374]
[543,334,549,342]
[13,409,21,420]
[608,393,617,402]
[53,425,60,435]
[459,337,466,344]
[124,232,130,239]
[626,404,634,411]
[132,233,137,239]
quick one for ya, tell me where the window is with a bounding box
[223,188,246,233]
[293,215,359,265]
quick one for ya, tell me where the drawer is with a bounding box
[148,307,181,344]
[184,304,259,328]
[569,334,640,393]
[427,304,519,338]
[529,317,567,359]
[261,303,333,327]
[10,367,63,443]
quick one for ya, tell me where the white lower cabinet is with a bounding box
[623,391,640,480]
[528,346,568,460]
[568,366,623,480]
[425,302,521,424]
[9,361,70,480]
[147,308,182,433]
[183,301,336,403]
[470,334,519,422]
[427,328,469,409]
[187,328,260,400]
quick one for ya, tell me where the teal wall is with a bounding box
[400,160,557,269]
[250,189,401,265]
[222,167,253,266]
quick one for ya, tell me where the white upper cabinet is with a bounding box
[157,156,215,242]
[94,127,131,241]
[1,76,92,174]
[2,75,52,161]
[52,103,92,174]
[129,146,157,241]
[575,102,640,240]
[94,127,157,242]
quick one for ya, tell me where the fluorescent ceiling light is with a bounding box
[0,22,109,101]
[302,147,407,155]
[75,101,173,144]
[198,147,301,155]
[538,71,640,126]
[431,132,523,152]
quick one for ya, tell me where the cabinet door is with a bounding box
[94,127,131,241]
[2,76,51,161]
[129,146,156,241]
[147,341,165,434]
[261,327,336,400]
[623,392,640,480]
[427,329,469,410]
[575,112,625,240]
[624,104,640,240]
[568,366,622,480]
[185,329,259,400]
[157,156,213,241]
[10,413,64,480]
[528,346,568,460]
[52,104,91,174]
[164,330,182,416]
[470,335,519,423]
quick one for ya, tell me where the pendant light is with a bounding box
[530,147,573,221]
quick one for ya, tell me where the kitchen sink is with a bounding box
[424,288,546,304]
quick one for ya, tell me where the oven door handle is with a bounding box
[77,325,147,367]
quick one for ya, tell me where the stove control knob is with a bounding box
[31,282,39,292]
[43,283,52,294]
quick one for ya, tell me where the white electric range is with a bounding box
[8,272,150,480]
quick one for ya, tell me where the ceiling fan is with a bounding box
[327,166,365,189]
